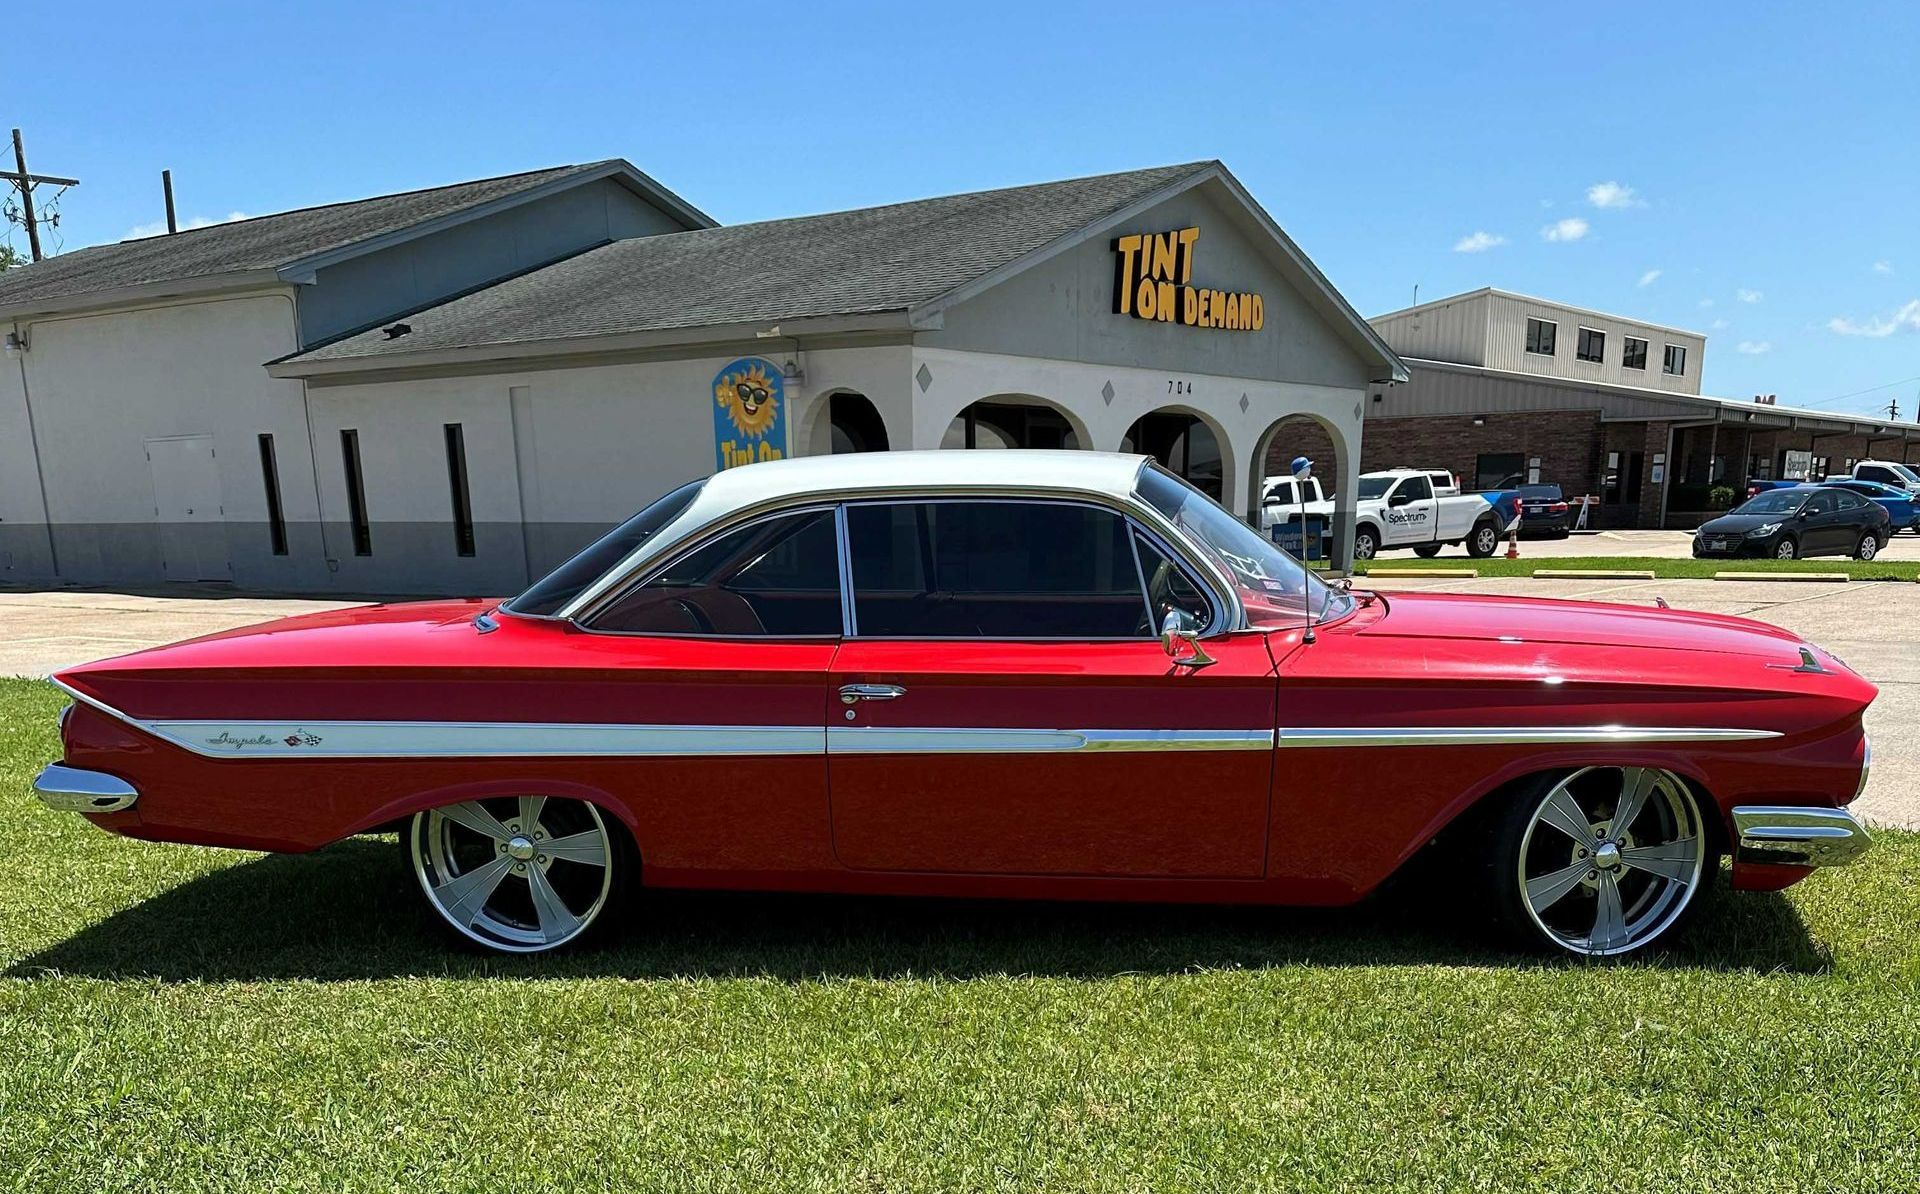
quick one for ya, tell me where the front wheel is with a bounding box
[1481,768,1710,957]
[406,796,631,954]
[1855,533,1880,560]
[1773,537,1798,560]
[1466,522,1501,558]
[1352,528,1379,560]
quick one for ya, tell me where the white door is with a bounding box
[146,435,230,581]
[1381,475,1438,545]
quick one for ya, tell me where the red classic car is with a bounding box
[36,452,1872,957]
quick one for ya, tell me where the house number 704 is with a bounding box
[1167,380,1192,395]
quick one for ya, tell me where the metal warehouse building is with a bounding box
[0,158,1404,592]
[1359,288,1920,528]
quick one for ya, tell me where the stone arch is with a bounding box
[1118,405,1233,503]
[1250,412,1354,569]
[939,394,1091,452]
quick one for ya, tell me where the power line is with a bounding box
[0,128,79,261]
[1792,373,1920,411]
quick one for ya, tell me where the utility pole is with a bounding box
[1,129,80,261]
[1888,398,1901,421]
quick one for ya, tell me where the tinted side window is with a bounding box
[847,501,1149,638]
[1400,476,1434,501]
[1835,491,1867,511]
[1803,492,1838,515]
[1860,466,1892,484]
[589,509,841,636]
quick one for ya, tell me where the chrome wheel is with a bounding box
[1856,534,1879,560]
[1516,767,1707,956]
[1774,538,1797,559]
[409,797,616,953]
[1354,530,1378,560]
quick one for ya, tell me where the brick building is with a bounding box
[1359,289,1920,527]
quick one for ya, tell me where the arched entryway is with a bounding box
[1120,409,1225,500]
[942,397,1083,450]
[1251,413,1351,568]
[827,392,889,453]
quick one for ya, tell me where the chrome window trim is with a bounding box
[556,473,1246,634]
[571,502,846,639]
[1278,725,1782,748]
[836,493,1232,642]
[834,502,859,637]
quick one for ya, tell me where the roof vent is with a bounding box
[382,322,412,340]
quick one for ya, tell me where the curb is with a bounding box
[1532,569,1657,579]
[1713,571,1850,583]
[1365,568,1478,578]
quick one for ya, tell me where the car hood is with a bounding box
[1356,590,1812,660]
[1697,512,1793,534]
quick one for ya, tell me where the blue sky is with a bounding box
[13,1,1917,415]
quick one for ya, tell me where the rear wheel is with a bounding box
[1480,767,1710,957]
[1466,522,1501,558]
[406,796,632,954]
[1855,533,1880,560]
[1413,544,1442,558]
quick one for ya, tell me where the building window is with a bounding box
[1622,337,1648,370]
[1603,451,1623,502]
[257,434,288,556]
[1663,344,1687,376]
[1749,454,1771,481]
[1525,318,1557,356]
[1625,452,1645,503]
[443,423,476,558]
[1474,453,1526,490]
[340,429,372,557]
[1576,327,1606,364]
[1810,455,1831,480]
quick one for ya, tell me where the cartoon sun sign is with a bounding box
[715,362,780,438]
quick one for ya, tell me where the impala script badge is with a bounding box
[201,730,323,750]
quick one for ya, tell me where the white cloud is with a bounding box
[1541,217,1590,243]
[1711,318,1730,329]
[1637,268,1662,287]
[1736,340,1772,354]
[123,210,253,240]
[1736,288,1764,304]
[1873,260,1894,275]
[1828,299,1920,338]
[1453,230,1506,253]
[1587,181,1643,209]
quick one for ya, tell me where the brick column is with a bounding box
[1636,421,1671,528]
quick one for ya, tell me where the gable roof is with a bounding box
[0,159,714,317]
[272,161,1406,384]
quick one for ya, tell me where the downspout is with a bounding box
[284,287,337,571]
[10,318,60,577]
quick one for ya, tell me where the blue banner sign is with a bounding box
[712,357,788,471]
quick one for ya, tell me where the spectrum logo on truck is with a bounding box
[1111,226,1264,332]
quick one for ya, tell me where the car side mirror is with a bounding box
[1159,609,1217,669]
[1388,492,1412,507]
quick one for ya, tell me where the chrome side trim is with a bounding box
[140,718,825,760]
[33,763,139,813]
[1278,726,1783,748]
[1732,805,1871,867]
[827,727,1273,754]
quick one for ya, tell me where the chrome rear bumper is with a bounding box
[32,763,139,814]
[1732,805,1870,867]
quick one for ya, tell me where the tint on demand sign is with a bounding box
[1111,226,1264,331]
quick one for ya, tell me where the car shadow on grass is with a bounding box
[7,838,1832,983]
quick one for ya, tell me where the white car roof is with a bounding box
[692,450,1150,521]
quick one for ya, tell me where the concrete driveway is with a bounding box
[1396,526,1920,561]
[1,580,1910,828]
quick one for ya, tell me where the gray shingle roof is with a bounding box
[285,162,1213,365]
[0,162,614,310]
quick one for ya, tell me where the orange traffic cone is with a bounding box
[1505,523,1520,560]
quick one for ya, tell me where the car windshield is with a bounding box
[1736,489,1809,515]
[1519,484,1563,500]
[1888,463,1920,484]
[1135,464,1349,629]
[1356,476,1395,500]
[505,479,706,616]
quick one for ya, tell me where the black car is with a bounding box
[1693,485,1890,560]
[1517,483,1573,537]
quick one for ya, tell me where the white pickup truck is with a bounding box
[1260,468,1517,560]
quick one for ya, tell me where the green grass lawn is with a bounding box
[3,677,1918,1192]
[1341,555,1920,580]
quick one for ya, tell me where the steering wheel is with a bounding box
[671,598,715,634]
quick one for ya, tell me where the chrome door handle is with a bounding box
[840,683,906,704]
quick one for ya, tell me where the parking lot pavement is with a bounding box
[1396,526,1920,561]
[3,581,1910,830]
[0,587,365,680]
[1364,574,1916,830]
